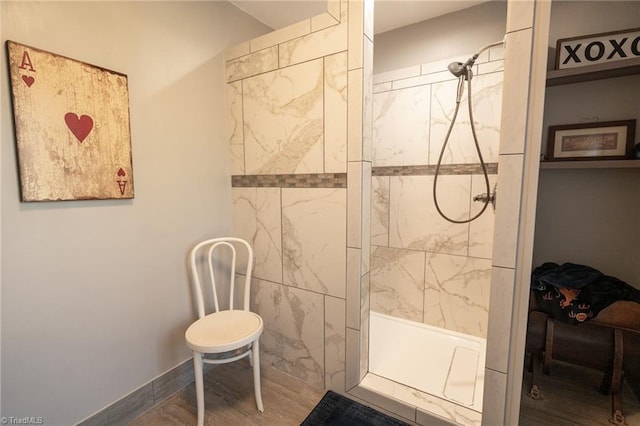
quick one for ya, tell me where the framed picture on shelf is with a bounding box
[546,120,636,161]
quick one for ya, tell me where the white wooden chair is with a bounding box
[185,237,264,426]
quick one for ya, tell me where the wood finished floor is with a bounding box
[130,359,640,425]
[519,361,640,426]
[129,362,325,426]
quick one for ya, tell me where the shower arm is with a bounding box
[462,36,506,69]
[447,36,506,82]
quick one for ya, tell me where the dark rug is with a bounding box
[301,390,409,426]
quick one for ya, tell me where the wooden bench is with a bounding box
[526,298,640,425]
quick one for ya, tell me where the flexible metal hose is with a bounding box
[433,74,491,224]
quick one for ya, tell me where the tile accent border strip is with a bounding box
[231,163,498,188]
[372,163,498,177]
[232,173,348,188]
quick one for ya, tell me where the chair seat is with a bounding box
[185,309,263,353]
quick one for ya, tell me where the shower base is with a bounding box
[363,311,486,425]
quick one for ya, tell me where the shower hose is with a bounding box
[433,74,492,224]
[432,35,505,224]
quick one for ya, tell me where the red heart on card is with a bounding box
[22,75,35,87]
[117,168,126,177]
[64,113,93,143]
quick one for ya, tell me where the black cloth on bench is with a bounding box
[531,262,640,325]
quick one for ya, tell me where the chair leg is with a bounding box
[252,339,264,412]
[193,352,205,426]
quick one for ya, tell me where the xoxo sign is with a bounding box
[555,28,640,70]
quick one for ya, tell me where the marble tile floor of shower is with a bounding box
[519,361,640,426]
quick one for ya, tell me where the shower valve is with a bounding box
[473,193,493,203]
[473,184,497,211]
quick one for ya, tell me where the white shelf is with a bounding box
[540,160,640,170]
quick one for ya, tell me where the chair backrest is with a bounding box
[189,237,254,319]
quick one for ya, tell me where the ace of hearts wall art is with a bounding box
[6,40,134,202]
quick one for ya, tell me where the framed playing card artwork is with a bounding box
[6,41,134,202]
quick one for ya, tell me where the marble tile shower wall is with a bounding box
[370,48,504,338]
[225,0,373,391]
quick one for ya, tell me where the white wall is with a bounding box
[0,2,270,424]
[373,1,507,73]
[534,169,640,283]
[534,1,640,286]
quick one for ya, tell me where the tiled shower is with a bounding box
[224,0,544,424]
[369,49,504,339]
[226,0,371,392]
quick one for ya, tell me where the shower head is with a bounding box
[447,61,474,80]
[448,53,478,79]
[447,61,467,78]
